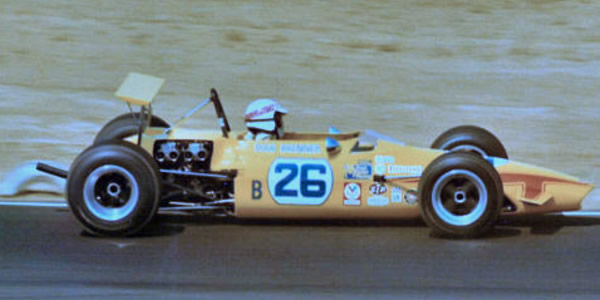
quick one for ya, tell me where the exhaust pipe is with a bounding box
[36,163,69,179]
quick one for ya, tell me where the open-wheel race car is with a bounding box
[37,73,595,238]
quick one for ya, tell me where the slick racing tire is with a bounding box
[94,112,169,144]
[418,152,503,238]
[431,125,508,159]
[67,141,161,236]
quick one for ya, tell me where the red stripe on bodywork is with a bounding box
[500,173,586,199]
[394,178,420,184]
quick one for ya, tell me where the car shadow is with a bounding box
[83,212,600,239]
[430,214,600,240]
[156,212,426,228]
[79,218,187,239]
[498,214,600,235]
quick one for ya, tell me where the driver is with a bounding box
[244,99,288,140]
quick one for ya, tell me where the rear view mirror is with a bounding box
[328,126,341,134]
[326,137,341,154]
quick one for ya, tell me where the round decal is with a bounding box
[375,164,386,175]
[405,189,418,205]
[344,183,361,200]
[268,158,333,205]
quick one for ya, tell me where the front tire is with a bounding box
[67,141,161,236]
[418,152,503,238]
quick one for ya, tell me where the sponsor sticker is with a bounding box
[344,160,372,180]
[387,165,423,175]
[254,143,276,153]
[404,189,418,205]
[368,195,389,207]
[391,187,402,203]
[375,155,395,164]
[369,183,388,195]
[374,164,386,175]
[280,144,322,155]
[343,183,361,206]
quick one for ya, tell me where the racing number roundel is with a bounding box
[268,158,333,205]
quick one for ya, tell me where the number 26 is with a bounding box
[274,163,326,198]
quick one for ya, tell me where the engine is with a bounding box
[153,140,233,205]
[154,140,212,172]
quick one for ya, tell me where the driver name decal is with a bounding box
[254,143,276,153]
[268,158,333,205]
[280,144,322,155]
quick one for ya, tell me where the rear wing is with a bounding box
[114,72,165,145]
[115,72,165,106]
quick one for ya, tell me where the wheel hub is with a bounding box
[432,169,488,226]
[106,182,122,198]
[454,190,467,204]
[83,165,139,221]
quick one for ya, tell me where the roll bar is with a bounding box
[210,88,231,138]
[166,88,232,138]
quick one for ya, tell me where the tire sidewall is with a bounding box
[67,142,160,236]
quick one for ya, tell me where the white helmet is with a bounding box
[244,99,288,134]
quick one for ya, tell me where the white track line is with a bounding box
[561,211,600,218]
[0,201,68,208]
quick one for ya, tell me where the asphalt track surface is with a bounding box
[1,206,600,299]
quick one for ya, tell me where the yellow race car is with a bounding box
[37,73,595,238]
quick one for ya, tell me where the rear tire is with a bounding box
[418,152,503,238]
[67,141,161,236]
[431,125,508,159]
[94,113,169,144]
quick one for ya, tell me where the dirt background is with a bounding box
[0,0,598,206]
